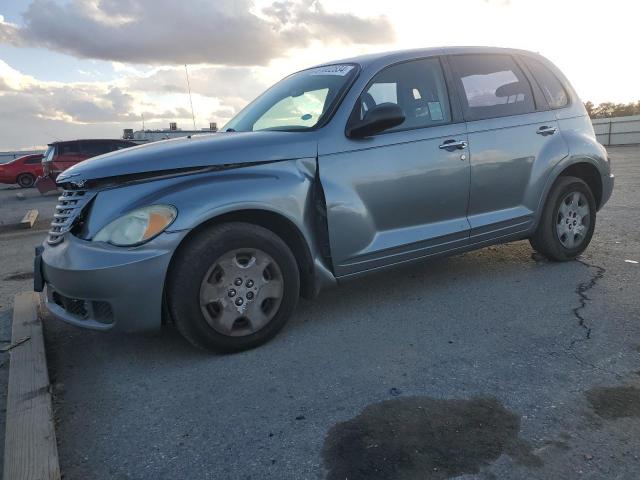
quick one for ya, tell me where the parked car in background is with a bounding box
[0,153,44,188]
[36,47,613,353]
[37,139,137,193]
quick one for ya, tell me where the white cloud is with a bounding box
[0,0,394,66]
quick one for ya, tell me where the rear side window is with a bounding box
[58,142,80,155]
[524,57,568,109]
[355,57,451,132]
[450,54,535,121]
[80,141,111,156]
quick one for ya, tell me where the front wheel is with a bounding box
[167,222,300,352]
[530,176,596,261]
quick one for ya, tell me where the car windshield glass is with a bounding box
[223,64,358,132]
[43,146,54,162]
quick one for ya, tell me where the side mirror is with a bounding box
[347,103,406,138]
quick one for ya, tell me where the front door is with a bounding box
[319,58,471,277]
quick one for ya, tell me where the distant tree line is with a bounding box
[584,101,640,119]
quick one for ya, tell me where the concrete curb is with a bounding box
[3,292,61,480]
[0,209,40,234]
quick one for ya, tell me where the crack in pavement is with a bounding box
[565,257,623,379]
[569,258,605,348]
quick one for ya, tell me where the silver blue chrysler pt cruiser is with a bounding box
[35,47,614,352]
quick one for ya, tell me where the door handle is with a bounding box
[536,126,557,135]
[439,139,467,150]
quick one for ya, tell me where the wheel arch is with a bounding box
[166,208,318,301]
[557,162,602,209]
[535,156,606,230]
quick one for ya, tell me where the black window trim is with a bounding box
[519,54,571,111]
[447,53,541,122]
[512,55,548,112]
[344,55,463,138]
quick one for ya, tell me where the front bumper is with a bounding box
[35,230,188,332]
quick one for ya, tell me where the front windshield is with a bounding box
[223,64,358,133]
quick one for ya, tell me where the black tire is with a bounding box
[17,173,35,188]
[530,176,596,261]
[167,222,300,352]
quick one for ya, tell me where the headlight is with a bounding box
[93,205,177,246]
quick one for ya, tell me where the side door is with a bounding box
[319,57,471,277]
[23,155,44,176]
[448,54,568,244]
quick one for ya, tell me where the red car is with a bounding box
[37,139,137,192]
[0,154,44,188]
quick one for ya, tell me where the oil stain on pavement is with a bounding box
[322,396,541,480]
[586,385,640,419]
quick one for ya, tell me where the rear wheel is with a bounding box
[17,173,35,188]
[530,176,596,261]
[167,222,300,352]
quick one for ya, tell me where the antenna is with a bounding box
[142,113,145,131]
[185,64,196,130]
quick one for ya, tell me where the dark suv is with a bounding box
[36,47,613,352]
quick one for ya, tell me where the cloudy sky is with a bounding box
[0,0,638,150]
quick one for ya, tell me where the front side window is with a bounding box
[524,57,568,109]
[354,58,451,133]
[25,156,42,164]
[450,54,535,121]
[223,64,358,132]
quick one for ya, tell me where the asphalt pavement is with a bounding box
[1,146,639,479]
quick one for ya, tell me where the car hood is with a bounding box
[56,131,318,184]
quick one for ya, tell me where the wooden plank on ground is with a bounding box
[3,292,61,480]
[20,209,39,229]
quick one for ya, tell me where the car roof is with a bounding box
[48,139,135,146]
[314,46,543,69]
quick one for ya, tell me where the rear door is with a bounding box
[319,57,471,277]
[448,53,568,243]
[53,141,83,175]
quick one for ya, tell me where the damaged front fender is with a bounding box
[78,157,336,297]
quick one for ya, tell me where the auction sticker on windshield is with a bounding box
[308,65,354,76]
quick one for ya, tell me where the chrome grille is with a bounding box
[47,189,93,245]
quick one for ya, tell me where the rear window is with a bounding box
[524,57,568,109]
[43,146,55,162]
[450,54,535,121]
